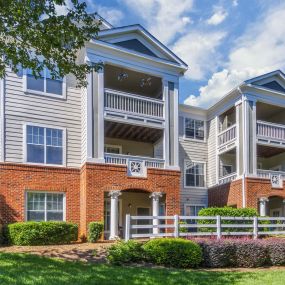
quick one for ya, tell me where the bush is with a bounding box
[7,221,78,246]
[107,240,144,265]
[264,238,285,266]
[143,238,202,268]
[88,222,104,243]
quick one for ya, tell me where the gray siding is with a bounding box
[207,117,217,187]
[4,69,82,168]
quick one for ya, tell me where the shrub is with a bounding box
[107,240,144,265]
[179,221,188,233]
[88,222,104,243]
[7,221,78,246]
[264,238,285,266]
[143,238,202,268]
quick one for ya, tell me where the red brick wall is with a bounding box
[0,163,80,225]
[208,179,243,208]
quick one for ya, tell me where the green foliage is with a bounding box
[143,238,202,268]
[88,222,104,243]
[0,0,102,86]
[107,240,144,265]
[179,221,188,233]
[7,221,78,245]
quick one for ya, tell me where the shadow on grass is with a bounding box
[0,253,284,285]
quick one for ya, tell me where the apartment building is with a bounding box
[0,16,285,240]
[180,70,285,218]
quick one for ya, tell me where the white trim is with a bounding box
[23,122,67,167]
[23,68,67,100]
[25,191,66,222]
[184,159,207,189]
[183,117,206,143]
[0,77,5,162]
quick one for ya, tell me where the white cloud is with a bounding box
[54,0,73,16]
[97,6,124,26]
[122,0,194,44]
[206,6,228,26]
[232,0,238,7]
[185,3,285,107]
[172,31,226,80]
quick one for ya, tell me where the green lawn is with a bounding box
[0,253,284,285]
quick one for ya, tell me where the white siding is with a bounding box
[4,69,82,168]
[207,117,217,187]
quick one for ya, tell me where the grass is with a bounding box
[0,253,284,285]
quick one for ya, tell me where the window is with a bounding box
[25,67,65,96]
[221,164,233,177]
[185,118,204,140]
[104,144,122,154]
[26,125,64,165]
[26,192,65,221]
[185,160,205,187]
[184,205,205,216]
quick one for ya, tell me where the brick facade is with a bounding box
[0,163,181,237]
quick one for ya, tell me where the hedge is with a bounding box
[88,222,104,243]
[7,221,78,246]
[143,238,202,268]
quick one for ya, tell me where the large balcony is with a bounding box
[257,120,285,146]
[217,124,237,153]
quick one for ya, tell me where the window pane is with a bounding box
[27,211,45,221]
[27,144,44,163]
[185,118,195,139]
[46,79,63,95]
[47,212,63,221]
[195,120,204,140]
[186,173,195,186]
[46,146,63,165]
[27,75,44,92]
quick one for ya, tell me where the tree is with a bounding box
[0,0,102,86]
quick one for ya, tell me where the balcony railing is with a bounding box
[218,172,237,184]
[104,89,164,119]
[104,153,165,177]
[257,120,285,142]
[218,124,237,146]
[257,169,285,180]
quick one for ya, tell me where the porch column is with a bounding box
[150,192,163,235]
[109,190,121,240]
[259,197,269,217]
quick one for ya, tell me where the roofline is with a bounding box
[244,69,285,84]
[97,24,188,68]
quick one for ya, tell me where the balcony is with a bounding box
[104,89,165,127]
[104,153,165,177]
[218,172,237,185]
[217,124,237,153]
[257,169,285,188]
[257,120,285,146]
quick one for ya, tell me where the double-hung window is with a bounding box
[25,67,65,97]
[26,125,65,165]
[185,118,205,140]
[185,160,205,188]
[26,192,65,221]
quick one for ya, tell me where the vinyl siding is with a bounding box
[207,117,217,187]
[4,69,82,168]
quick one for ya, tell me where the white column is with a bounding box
[162,79,169,167]
[171,82,179,169]
[259,197,268,217]
[150,192,162,235]
[86,71,94,160]
[252,100,257,175]
[109,190,121,240]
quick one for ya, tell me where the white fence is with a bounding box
[125,215,285,241]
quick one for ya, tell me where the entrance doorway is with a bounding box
[137,207,151,234]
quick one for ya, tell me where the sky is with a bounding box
[58,0,285,108]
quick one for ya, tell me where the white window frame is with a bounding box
[183,204,206,216]
[25,191,66,222]
[183,117,206,142]
[23,123,67,167]
[23,68,67,99]
[104,144,122,154]
[184,160,207,189]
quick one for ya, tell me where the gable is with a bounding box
[261,81,285,93]
[114,39,158,58]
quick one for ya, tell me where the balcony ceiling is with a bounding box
[105,121,163,143]
[257,144,285,158]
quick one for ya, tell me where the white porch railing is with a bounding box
[218,124,236,146]
[104,88,164,119]
[257,120,285,142]
[218,172,237,184]
[125,215,285,241]
[104,153,165,177]
[257,169,285,180]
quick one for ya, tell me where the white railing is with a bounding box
[257,120,285,141]
[257,169,285,180]
[218,172,237,184]
[125,215,285,241]
[218,124,236,146]
[104,88,164,119]
[104,153,165,177]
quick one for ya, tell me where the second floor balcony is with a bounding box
[257,120,285,146]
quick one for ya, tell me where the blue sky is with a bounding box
[62,0,285,107]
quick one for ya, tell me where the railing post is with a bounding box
[125,214,131,241]
[253,216,258,239]
[216,215,222,239]
[174,215,179,238]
